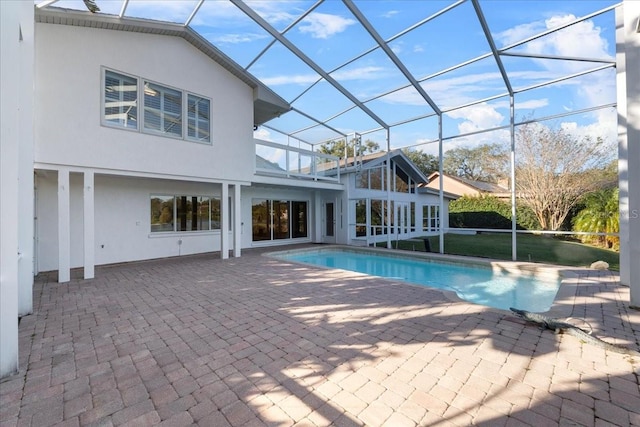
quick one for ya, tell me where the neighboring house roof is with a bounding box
[255,155,285,172]
[425,172,510,198]
[34,7,291,126]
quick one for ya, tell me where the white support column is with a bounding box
[616,1,640,308]
[220,183,229,259]
[17,0,34,317]
[0,0,23,378]
[438,115,444,254]
[84,172,95,279]
[232,184,242,258]
[58,169,71,282]
[385,129,392,248]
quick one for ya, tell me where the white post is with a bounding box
[58,169,71,282]
[385,128,392,248]
[616,1,640,308]
[84,171,95,279]
[0,0,26,378]
[17,0,34,317]
[220,183,229,259]
[233,184,241,258]
[510,95,517,261]
[438,115,444,254]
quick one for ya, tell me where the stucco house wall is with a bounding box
[33,20,259,274]
[34,23,255,181]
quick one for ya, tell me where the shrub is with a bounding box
[449,195,540,230]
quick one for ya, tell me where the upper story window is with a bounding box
[356,166,385,191]
[188,94,211,142]
[104,70,138,129]
[102,68,211,144]
[144,82,182,138]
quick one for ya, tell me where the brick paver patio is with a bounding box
[1,246,639,426]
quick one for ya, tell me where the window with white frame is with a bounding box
[354,199,367,237]
[187,94,211,142]
[422,205,440,232]
[103,68,211,143]
[104,70,138,129]
[144,82,182,138]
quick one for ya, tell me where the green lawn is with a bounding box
[387,233,620,270]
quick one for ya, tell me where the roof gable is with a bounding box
[343,150,428,183]
[34,7,290,126]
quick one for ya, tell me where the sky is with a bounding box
[38,0,620,157]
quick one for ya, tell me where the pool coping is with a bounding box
[265,244,589,318]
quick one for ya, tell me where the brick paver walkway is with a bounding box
[1,246,639,426]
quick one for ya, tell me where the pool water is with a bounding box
[272,249,560,312]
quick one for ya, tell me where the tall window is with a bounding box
[144,82,182,137]
[355,199,367,237]
[273,200,290,240]
[371,199,385,235]
[252,200,270,241]
[394,166,410,193]
[104,70,138,129]
[423,205,440,232]
[252,199,308,242]
[187,94,210,142]
[291,201,308,238]
[411,202,416,232]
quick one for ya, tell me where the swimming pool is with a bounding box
[269,247,562,312]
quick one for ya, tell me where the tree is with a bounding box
[318,138,379,158]
[515,122,616,231]
[572,188,619,249]
[443,143,509,183]
[402,148,439,177]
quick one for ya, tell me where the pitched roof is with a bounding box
[426,172,509,195]
[341,150,429,183]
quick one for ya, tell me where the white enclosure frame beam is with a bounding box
[616,0,640,308]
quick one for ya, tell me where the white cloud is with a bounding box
[210,33,269,44]
[298,12,356,39]
[253,128,273,141]
[382,10,399,19]
[447,103,505,131]
[332,66,385,81]
[259,73,319,86]
[494,98,549,110]
[493,14,616,143]
[259,66,383,86]
[495,14,612,70]
[560,108,617,146]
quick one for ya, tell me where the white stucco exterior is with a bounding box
[34,24,255,182]
[1,0,34,378]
